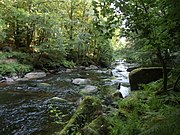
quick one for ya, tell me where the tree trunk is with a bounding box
[14,21,24,48]
[69,0,73,41]
[26,23,35,48]
[156,48,168,91]
[173,74,180,92]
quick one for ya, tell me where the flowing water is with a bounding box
[0,60,133,134]
[111,60,132,98]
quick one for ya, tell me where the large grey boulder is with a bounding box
[72,78,91,85]
[129,67,171,90]
[24,71,46,79]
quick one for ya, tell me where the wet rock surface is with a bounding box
[0,71,47,84]
[24,71,46,79]
[80,85,98,94]
[72,78,91,85]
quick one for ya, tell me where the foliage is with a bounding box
[108,80,180,135]
[33,48,66,69]
[0,51,33,64]
[113,0,180,91]
[0,0,119,68]
[0,62,32,75]
[0,51,25,59]
[90,0,120,66]
[62,60,76,69]
[115,44,159,66]
[141,108,180,135]
[0,52,32,75]
[82,115,111,135]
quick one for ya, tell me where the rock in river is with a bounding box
[49,97,67,102]
[80,85,98,94]
[72,78,91,85]
[85,65,98,70]
[24,71,46,79]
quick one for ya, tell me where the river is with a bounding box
[0,60,132,134]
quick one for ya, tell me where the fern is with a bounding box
[141,109,180,135]
[0,62,32,75]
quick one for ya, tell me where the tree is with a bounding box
[58,0,93,65]
[0,0,65,49]
[0,0,118,68]
[113,0,180,91]
[90,0,120,66]
[0,0,67,69]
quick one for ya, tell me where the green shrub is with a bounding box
[0,52,33,75]
[0,62,32,75]
[62,60,76,68]
[0,52,20,59]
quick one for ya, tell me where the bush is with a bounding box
[0,52,33,75]
[0,62,32,75]
[62,60,76,69]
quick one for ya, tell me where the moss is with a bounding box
[82,115,111,135]
[129,67,142,77]
[129,67,167,76]
[56,96,102,135]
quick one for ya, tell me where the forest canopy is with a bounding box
[0,0,179,81]
[0,0,120,69]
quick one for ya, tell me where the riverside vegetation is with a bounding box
[0,0,180,134]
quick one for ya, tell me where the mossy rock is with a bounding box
[57,96,102,135]
[129,67,163,90]
[129,67,171,90]
[82,115,111,135]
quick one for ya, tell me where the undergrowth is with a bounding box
[0,62,32,75]
[108,80,180,135]
[0,52,32,75]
